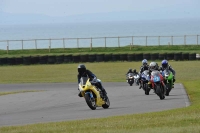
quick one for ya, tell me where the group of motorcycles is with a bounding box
[126,72,140,86]
[78,68,174,110]
[126,69,174,100]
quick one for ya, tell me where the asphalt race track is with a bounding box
[0,82,190,127]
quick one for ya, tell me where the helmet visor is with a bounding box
[78,68,86,74]
[162,64,167,68]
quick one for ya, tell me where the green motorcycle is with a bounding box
[162,69,174,96]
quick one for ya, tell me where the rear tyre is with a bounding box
[85,93,96,110]
[102,96,110,109]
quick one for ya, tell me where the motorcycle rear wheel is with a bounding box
[85,93,96,110]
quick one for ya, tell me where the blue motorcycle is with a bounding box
[140,70,151,95]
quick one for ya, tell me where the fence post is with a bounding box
[118,36,120,47]
[22,40,23,50]
[197,35,199,45]
[132,36,134,46]
[146,36,147,46]
[184,35,186,45]
[158,36,160,46]
[35,39,37,49]
[105,37,106,48]
[7,40,9,54]
[171,36,173,45]
[63,38,65,49]
[90,37,92,50]
[49,39,51,52]
[130,43,132,50]
[77,38,79,48]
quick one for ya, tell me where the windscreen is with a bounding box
[80,76,88,86]
[151,70,160,76]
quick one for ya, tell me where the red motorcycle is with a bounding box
[149,70,166,100]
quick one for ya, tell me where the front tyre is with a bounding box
[165,83,171,96]
[85,93,96,110]
[156,85,165,100]
[102,96,110,109]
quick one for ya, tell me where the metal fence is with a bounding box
[0,35,199,51]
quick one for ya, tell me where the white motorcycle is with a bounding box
[133,73,140,86]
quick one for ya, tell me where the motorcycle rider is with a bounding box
[148,61,160,89]
[133,69,139,75]
[159,60,176,87]
[77,64,107,98]
[126,68,133,83]
[139,59,149,89]
[126,68,133,75]
[149,61,160,75]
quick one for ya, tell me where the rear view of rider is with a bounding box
[126,68,133,82]
[139,59,149,89]
[159,60,176,87]
[126,68,133,75]
[132,69,138,75]
[77,64,107,97]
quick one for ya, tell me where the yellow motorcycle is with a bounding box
[78,76,110,110]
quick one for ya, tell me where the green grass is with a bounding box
[0,45,200,57]
[0,61,200,133]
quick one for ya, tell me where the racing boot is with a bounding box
[78,92,83,97]
[172,78,175,88]
[100,87,107,100]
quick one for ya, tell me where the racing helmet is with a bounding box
[149,62,157,70]
[78,64,86,74]
[161,60,168,69]
[142,59,148,66]
[133,69,136,73]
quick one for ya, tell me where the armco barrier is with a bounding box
[104,54,112,62]
[174,52,182,61]
[167,53,174,60]
[88,54,96,62]
[189,53,196,60]
[120,54,127,61]
[0,53,198,66]
[64,54,72,63]
[112,54,120,61]
[80,54,88,62]
[143,53,151,60]
[151,53,159,61]
[135,53,143,61]
[96,54,104,62]
[182,53,189,60]
[56,55,64,64]
[127,53,135,61]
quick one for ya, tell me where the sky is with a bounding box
[0,0,200,24]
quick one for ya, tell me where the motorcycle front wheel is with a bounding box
[85,93,96,110]
[156,85,165,100]
[165,83,172,96]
